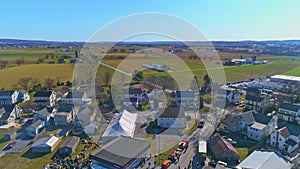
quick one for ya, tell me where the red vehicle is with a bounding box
[178,139,189,153]
[9,141,16,148]
[161,160,171,169]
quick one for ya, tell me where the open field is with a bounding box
[0,48,300,89]
[0,48,74,64]
[283,65,300,76]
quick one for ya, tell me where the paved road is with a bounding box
[99,62,132,76]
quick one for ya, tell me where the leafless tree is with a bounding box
[15,59,22,66]
[44,78,55,89]
[17,77,32,91]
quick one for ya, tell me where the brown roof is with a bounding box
[278,127,291,138]
[208,135,239,159]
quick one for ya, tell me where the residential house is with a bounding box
[175,90,198,108]
[66,91,90,105]
[157,107,186,129]
[60,136,80,155]
[208,134,240,163]
[217,88,240,106]
[0,105,21,125]
[224,111,276,141]
[237,150,292,169]
[54,105,75,126]
[34,107,54,125]
[123,87,143,101]
[31,136,60,153]
[278,103,300,122]
[269,123,300,154]
[75,106,99,135]
[17,90,30,103]
[0,90,18,105]
[26,119,45,137]
[57,86,70,97]
[245,87,270,112]
[90,136,150,169]
[34,91,56,107]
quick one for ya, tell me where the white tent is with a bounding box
[102,109,137,140]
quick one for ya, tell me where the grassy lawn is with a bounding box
[0,136,67,169]
[236,148,249,162]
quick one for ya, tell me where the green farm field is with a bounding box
[283,65,300,76]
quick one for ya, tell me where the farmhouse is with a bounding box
[17,90,30,102]
[157,107,186,129]
[278,103,300,122]
[60,136,80,155]
[90,136,150,169]
[34,91,56,107]
[217,88,240,106]
[0,90,18,106]
[31,136,60,153]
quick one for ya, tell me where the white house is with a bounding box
[34,91,56,107]
[17,90,30,103]
[246,112,276,141]
[0,90,18,105]
[217,88,240,105]
[245,87,270,112]
[175,90,198,108]
[269,123,300,154]
[157,107,186,129]
[278,103,300,122]
[66,91,90,105]
[123,87,143,101]
[224,111,276,141]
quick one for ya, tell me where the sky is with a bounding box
[1,0,300,41]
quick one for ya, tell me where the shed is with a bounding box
[60,136,80,155]
[31,136,60,153]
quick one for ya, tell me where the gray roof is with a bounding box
[240,111,273,125]
[61,136,80,148]
[37,107,53,116]
[237,150,292,169]
[158,107,185,118]
[285,139,297,146]
[57,105,73,113]
[0,105,15,121]
[90,136,150,167]
[66,91,84,99]
[34,91,54,97]
[30,119,44,128]
[0,90,16,96]
[280,103,300,112]
[175,90,197,98]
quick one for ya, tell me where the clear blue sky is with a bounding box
[1,0,300,41]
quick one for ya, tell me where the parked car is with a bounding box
[162,160,171,169]
[199,119,205,128]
